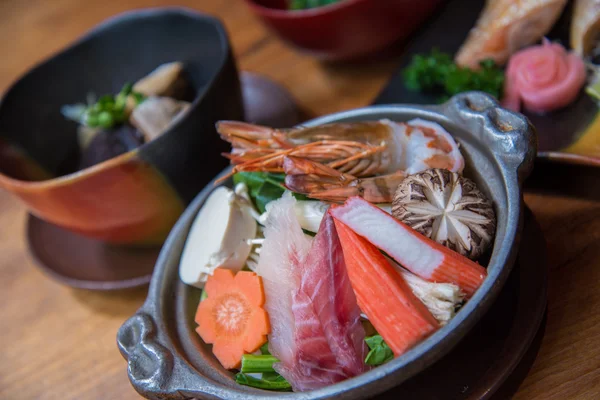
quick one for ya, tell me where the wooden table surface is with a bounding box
[1,1,599,399]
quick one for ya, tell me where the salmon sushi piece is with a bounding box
[455,0,568,69]
[571,0,600,56]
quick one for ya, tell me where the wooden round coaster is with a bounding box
[26,214,159,290]
[378,207,547,399]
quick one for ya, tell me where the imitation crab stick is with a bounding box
[195,269,270,369]
[334,219,439,356]
[329,197,487,298]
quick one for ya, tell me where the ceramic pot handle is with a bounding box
[117,312,205,400]
[440,91,537,185]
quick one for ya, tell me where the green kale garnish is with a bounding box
[403,49,504,101]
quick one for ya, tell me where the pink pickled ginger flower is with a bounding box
[502,38,586,114]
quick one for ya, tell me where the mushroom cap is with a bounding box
[392,168,496,260]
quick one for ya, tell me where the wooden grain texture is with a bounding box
[517,194,600,400]
[0,1,599,399]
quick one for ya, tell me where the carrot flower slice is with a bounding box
[195,269,270,369]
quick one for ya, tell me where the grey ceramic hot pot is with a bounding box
[118,91,536,400]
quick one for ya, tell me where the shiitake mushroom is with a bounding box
[392,168,496,260]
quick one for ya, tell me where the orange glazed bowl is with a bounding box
[0,8,243,246]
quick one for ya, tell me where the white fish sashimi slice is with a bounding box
[256,192,312,366]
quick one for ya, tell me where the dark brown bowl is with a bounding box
[0,8,243,246]
[118,92,537,399]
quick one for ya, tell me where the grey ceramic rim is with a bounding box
[117,91,537,399]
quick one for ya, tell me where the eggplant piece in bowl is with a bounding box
[0,8,243,245]
[118,92,536,399]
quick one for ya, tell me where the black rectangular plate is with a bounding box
[372,0,600,166]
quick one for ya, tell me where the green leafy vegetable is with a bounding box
[255,181,287,214]
[260,342,271,355]
[364,335,394,366]
[233,172,308,213]
[237,343,292,391]
[302,229,317,237]
[61,83,147,129]
[403,49,504,101]
[586,65,600,102]
[235,373,292,391]
[240,354,279,373]
[233,171,268,194]
[132,91,146,105]
[289,0,340,10]
[403,49,454,92]
[200,289,208,302]
[233,172,283,213]
[261,371,283,381]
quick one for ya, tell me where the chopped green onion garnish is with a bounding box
[240,354,278,373]
[61,82,146,129]
[235,373,292,391]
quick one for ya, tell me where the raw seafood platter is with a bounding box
[177,115,505,392]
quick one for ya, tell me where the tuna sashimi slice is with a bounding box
[329,196,487,297]
[294,214,368,377]
[334,219,439,356]
[257,193,368,392]
[277,288,349,391]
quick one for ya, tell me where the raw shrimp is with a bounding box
[216,119,464,179]
[283,156,405,203]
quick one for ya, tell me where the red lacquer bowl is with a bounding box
[0,9,243,246]
[243,0,445,60]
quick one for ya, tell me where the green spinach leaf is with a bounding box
[232,172,308,213]
[364,335,394,366]
[260,342,271,355]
